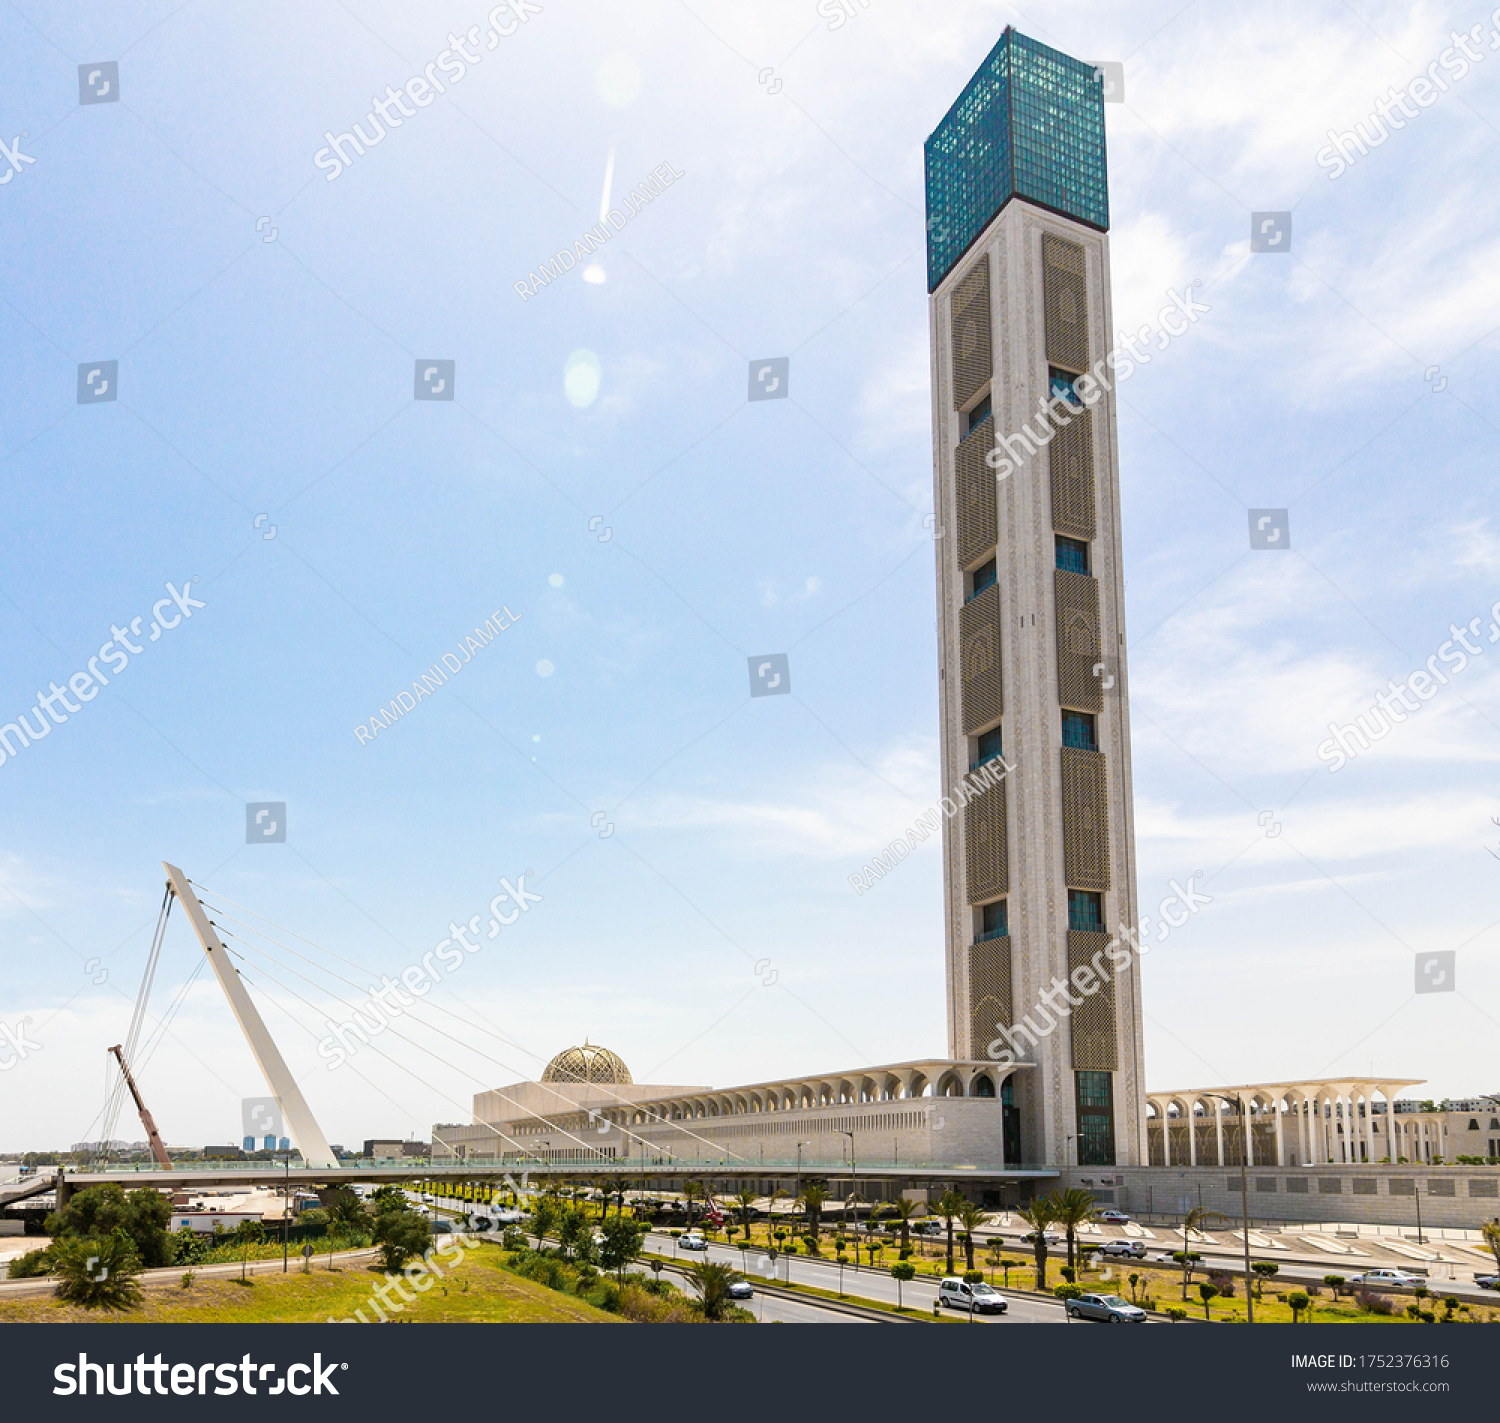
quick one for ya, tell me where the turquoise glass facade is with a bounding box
[925,29,1109,291]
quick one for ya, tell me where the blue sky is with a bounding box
[0,0,1495,1152]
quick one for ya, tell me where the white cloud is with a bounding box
[629,736,939,859]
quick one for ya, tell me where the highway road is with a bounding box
[645,1231,1097,1324]
[976,1220,1498,1301]
[754,1292,874,1323]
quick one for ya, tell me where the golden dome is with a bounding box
[541,1040,632,1086]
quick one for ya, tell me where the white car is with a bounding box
[939,1277,1008,1314]
[1349,1268,1424,1289]
[1098,1210,1130,1224]
[679,1233,708,1251]
[1022,1231,1064,1246]
[492,1208,526,1224]
[727,1280,754,1300]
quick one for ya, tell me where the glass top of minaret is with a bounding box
[924,28,1110,291]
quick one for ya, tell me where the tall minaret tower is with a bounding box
[925,29,1146,1168]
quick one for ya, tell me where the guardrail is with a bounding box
[64,1158,1060,1175]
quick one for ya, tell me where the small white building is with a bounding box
[169,1210,263,1235]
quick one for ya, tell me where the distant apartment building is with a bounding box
[362,1139,431,1160]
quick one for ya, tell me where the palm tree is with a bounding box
[1046,1187,1099,1274]
[798,1183,829,1244]
[734,1189,757,1243]
[684,1259,743,1321]
[1016,1197,1056,1290]
[936,1189,966,1275]
[957,1202,988,1272]
[1482,1218,1500,1273]
[1177,1206,1224,1300]
[889,1196,918,1257]
[681,1178,704,1223]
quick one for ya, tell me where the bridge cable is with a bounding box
[215,925,748,1167]
[195,888,737,1160]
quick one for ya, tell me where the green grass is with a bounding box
[1033,1262,1499,1325]
[0,1246,621,1324]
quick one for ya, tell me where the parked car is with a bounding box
[679,1232,708,1251]
[1097,1210,1130,1224]
[938,1277,1008,1314]
[1022,1231,1064,1246]
[727,1280,754,1300]
[1098,1240,1147,1259]
[1349,1268,1425,1289]
[1474,1274,1498,1290]
[1067,1292,1147,1323]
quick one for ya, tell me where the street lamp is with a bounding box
[1065,1134,1074,1193]
[837,1129,856,1188]
[1199,1093,1254,1324]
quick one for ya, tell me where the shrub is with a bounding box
[51,1235,143,1311]
[45,1184,172,1268]
[372,1209,430,1272]
[1354,1289,1394,1316]
[1054,1283,1083,1301]
[1165,1306,1188,1321]
[616,1283,695,1323]
[1208,1269,1235,1299]
[1287,1290,1310,1322]
[519,1256,569,1291]
[1323,1274,1346,1298]
[6,1247,54,1279]
[1060,1266,1076,1283]
[170,1227,210,1266]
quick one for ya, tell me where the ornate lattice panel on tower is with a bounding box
[968,934,1013,1061]
[959,583,1003,734]
[964,775,1008,903]
[1060,746,1110,890]
[1054,568,1103,713]
[950,255,992,410]
[955,419,997,568]
[1067,930,1118,1070]
[1043,233,1089,373]
[1049,408,1096,541]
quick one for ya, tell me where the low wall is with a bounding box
[1075,1165,1499,1230]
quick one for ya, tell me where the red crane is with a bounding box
[108,1044,172,1169]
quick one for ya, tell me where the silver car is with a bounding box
[1068,1292,1147,1323]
